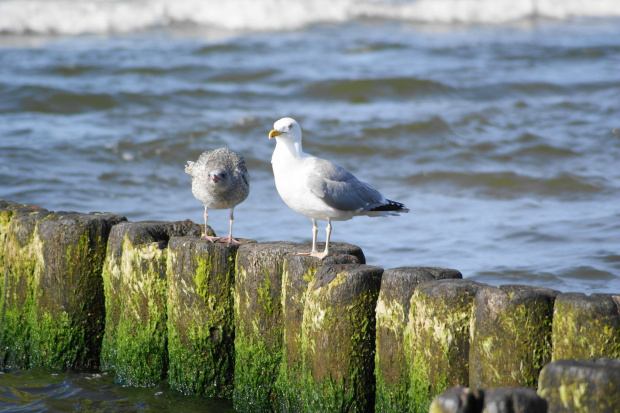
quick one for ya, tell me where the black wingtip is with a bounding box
[370,199,408,212]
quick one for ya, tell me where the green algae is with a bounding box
[166,238,237,397]
[233,242,291,412]
[375,296,410,413]
[1,209,122,372]
[275,256,319,412]
[257,269,275,316]
[298,265,382,413]
[101,236,169,386]
[0,208,18,271]
[469,285,558,389]
[233,288,283,411]
[100,221,202,386]
[1,212,41,371]
[374,269,463,413]
[234,333,282,412]
[49,213,123,369]
[275,252,372,412]
[551,293,620,361]
[112,311,168,387]
[100,235,124,374]
[538,358,620,412]
[232,242,365,412]
[374,288,411,412]
[406,280,482,412]
[100,225,169,385]
[29,229,106,370]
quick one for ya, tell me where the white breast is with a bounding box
[272,151,353,221]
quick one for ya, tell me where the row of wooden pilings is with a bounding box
[1,199,619,412]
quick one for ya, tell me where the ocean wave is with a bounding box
[407,170,608,199]
[306,77,453,102]
[362,116,454,136]
[0,0,619,35]
[0,85,118,113]
[0,84,273,114]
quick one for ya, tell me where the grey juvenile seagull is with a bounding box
[269,117,408,259]
[185,147,250,245]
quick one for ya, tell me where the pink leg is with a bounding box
[296,218,330,260]
[218,208,241,245]
[201,206,220,243]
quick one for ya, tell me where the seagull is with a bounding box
[185,147,250,245]
[268,117,408,259]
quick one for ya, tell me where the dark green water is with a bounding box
[0,369,235,412]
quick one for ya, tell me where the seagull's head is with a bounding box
[208,168,230,190]
[269,117,302,144]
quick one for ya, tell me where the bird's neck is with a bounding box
[272,140,303,162]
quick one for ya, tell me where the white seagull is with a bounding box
[268,117,408,259]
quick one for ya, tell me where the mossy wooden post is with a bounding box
[31,211,126,370]
[166,237,244,397]
[277,245,365,412]
[0,201,51,371]
[408,279,484,412]
[551,293,620,361]
[1,205,125,371]
[374,267,462,413]
[100,220,203,386]
[278,255,320,412]
[469,284,559,389]
[233,241,299,412]
[300,264,383,413]
[538,358,620,412]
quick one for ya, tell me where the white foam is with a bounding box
[0,0,618,35]
[0,1,165,35]
[364,0,620,24]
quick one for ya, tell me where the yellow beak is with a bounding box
[269,129,282,139]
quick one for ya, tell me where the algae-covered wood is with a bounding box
[300,264,383,413]
[100,220,202,386]
[374,267,462,413]
[277,246,364,412]
[408,279,483,412]
[166,237,240,397]
[551,293,620,361]
[1,204,125,371]
[469,284,559,389]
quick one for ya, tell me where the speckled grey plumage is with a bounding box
[185,147,250,244]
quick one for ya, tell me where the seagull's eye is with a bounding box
[287,124,293,130]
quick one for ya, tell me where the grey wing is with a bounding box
[307,158,385,211]
[225,151,249,198]
[235,164,250,192]
[240,168,250,189]
[230,152,249,188]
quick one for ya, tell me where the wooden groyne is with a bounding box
[1,199,619,412]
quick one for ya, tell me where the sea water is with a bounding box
[1,0,619,410]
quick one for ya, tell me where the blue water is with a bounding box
[1,2,619,409]
[2,19,618,294]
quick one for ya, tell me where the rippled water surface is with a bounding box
[1,20,619,295]
[0,369,234,412]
